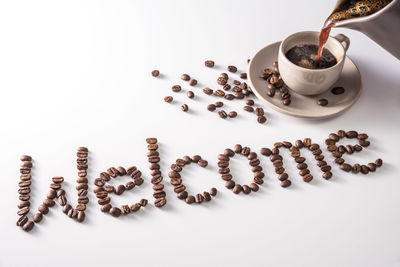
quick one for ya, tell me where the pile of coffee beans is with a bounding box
[219,145,265,194]
[326,130,383,174]
[169,155,217,204]
[57,147,89,222]
[94,165,148,217]
[16,155,65,231]
[260,61,292,106]
[154,60,268,124]
[146,138,167,208]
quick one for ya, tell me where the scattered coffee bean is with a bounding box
[181,74,190,81]
[187,91,194,99]
[189,79,197,86]
[181,104,189,112]
[207,104,216,111]
[331,86,345,95]
[240,73,247,79]
[205,60,215,68]
[228,111,237,118]
[243,106,254,112]
[203,88,213,95]
[228,65,237,73]
[172,85,182,92]
[218,110,227,119]
[151,70,160,77]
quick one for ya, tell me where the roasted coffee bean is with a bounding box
[223,84,231,91]
[345,130,358,138]
[225,180,235,189]
[181,74,190,81]
[109,207,121,217]
[248,152,257,160]
[228,111,237,118]
[149,163,160,170]
[317,160,327,167]
[252,166,262,172]
[327,145,337,152]
[19,195,30,201]
[22,221,34,232]
[253,176,264,185]
[328,133,340,142]
[98,197,111,205]
[18,201,30,209]
[205,60,215,68]
[116,166,126,176]
[235,92,244,99]
[19,181,31,187]
[131,169,142,179]
[203,191,212,201]
[345,145,354,154]
[335,158,345,164]
[220,73,228,80]
[43,198,55,207]
[218,161,229,168]
[224,94,234,100]
[140,199,148,207]
[94,186,104,194]
[241,147,251,156]
[249,183,259,192]
[315,155,324,161]
[101,204,112,213]
[78,196,89,204]
[18,187,30,195]
[227,65,237,73]
[189,79,197,86]
[20,161,32,168]
[172,85,182,92]
[359,139,370,147]
[164,96,173,103]
[358,133,368,140]
[331,86,345,95]
[17,215,28,226]
[20,155,32,161]
[217,77,227,85]
[299,169,310,176]
[20,174,31,181]
[295,157,305,163]
[121,205,131,215]
[151,70,160,77]
[312,149,322,156]
[368,163,377,172]
[77,211,85,222]
[254,172,265,179]
[249,158,260,166]
[76,204,86,211]
[219,168,230,174]
[174,185,185,194]
[241,185,250,194]
[270,154,282,162]
[325,139,335,145]
[94,178,105,187]
[301,173,312,182]
[58,195,67,206]
[233,184,242,194]
[221,174,232,181]
[62,204,72,214]
[332,151,342,158]
[170,178,182,186]
[177,191,188,200]
[282,98,291,106]
[340,163,352,172]
[375,158,383,167]
[218,110,227,119]
[130,203,141,212]
[17,206,29,216]
[260,148,272,156]
[100,172,111,181]
[338,146,347,154]
[203,88,213,95]
[185,195,195,204]
[361,165,369,174]
[210,188,218,196]
[38,204,49,215]
[352,164,361,173]
[194,193,204,203]
[181,104,189,112]
[115,185,125,195]
[275,167,284,174]
[240,73,247,79]
[278,173,288,181]
[233,144,242,153]
[154,198,167,207]
[267,87,276,97]
[323,171,333,179]
[317,99,328,106]
[215,90,225,97]
[207,104,216,111]
[255,108,264,117]
[148,156,160,163]
[77,177,88,184]
[76,183,88,190]
[281,179,291,188]
[187,90,195,99]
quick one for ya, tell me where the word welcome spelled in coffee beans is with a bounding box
[16,130,382,232]
[154,60,268,124]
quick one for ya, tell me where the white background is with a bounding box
[0,1,399,266]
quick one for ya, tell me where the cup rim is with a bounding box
[279,30,346,72]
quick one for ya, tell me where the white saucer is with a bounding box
[248,41,362,119]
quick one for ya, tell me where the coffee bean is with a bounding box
[38,204,49,215]
[58,195,67,206]
[225,180,235,189]
[215,101,223,107]
[281,179,291,188]
[109,207,121,217]
[357,133,368,140]
[210,188,217,196]
[332,151,342,158]
[346,131,358,138]
[220,73,228,79]
[228,111,237,118]
[207,104,216,111]
[323,171,333,179]
[359,139,370,147]
[240,73,247,79]
[172,85,182,92]
[154,198,167,207]
[43,198,55,207]
[140,199,148,207]
[173,185,185,194]
[328,133,339,142]
[22,221,34,232]
[331,86,345,95]
[205,60,215,68]
[317,99,328,106]
[278,173,288,181]
[151,175,162,184]
[181,74,190,81]
[17,215,28,227]
[375,158,383,167]
[223,84,231,91]
[368,163,377,172]
[177,191,188,199]
[163,96,173,103]
[217,77,227,85]
[224,94,234,100]
[224,149,235,157]
[335,158,345,164]
[189,79,197,86]
[255,108,264,117]
[20,155,32,161]
[98,197,110,205]
[235,92,244,99]
[260,148,272,156]
[187,91,195,99]
[257,116,267,124]
[203,88,213,95]
[340,163,352,172]
[233,184,242,194]
[151,70,160,77]
[181,104,189,112]
[77,211,85,222]
[361,165,369,174]
[17,202,30,209]
[228,65,237,73]
[218,110,227,119]
[101,204,112,212]
[130,203,141,212]
[185,196,195,204]
[21,161,32,168]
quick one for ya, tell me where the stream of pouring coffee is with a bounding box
[316,0,393,66]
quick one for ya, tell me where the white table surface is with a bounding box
[1,1,399,266]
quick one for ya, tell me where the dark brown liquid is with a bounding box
[317,0,393,64]
[286,44,337,69]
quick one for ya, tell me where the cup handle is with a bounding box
[334,34,350,52]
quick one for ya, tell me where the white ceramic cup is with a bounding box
[278,31,350,96]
